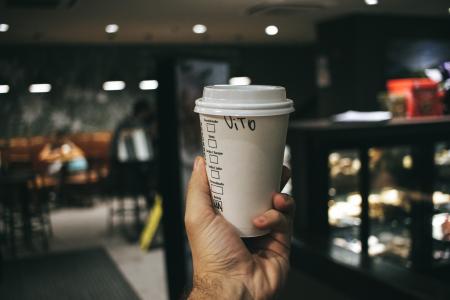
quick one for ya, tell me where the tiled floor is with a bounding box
[40,200,168,300]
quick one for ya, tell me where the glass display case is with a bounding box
[327,145,450,267]
[433,143,450,264]
[328,150,362,254]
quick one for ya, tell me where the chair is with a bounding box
[107,160,156,241]
[0,137,53,256]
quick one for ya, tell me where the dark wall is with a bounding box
[0,44,315,138]
[317,15,450,117]
[238,46,317,119]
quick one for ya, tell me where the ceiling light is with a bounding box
[0,24,9,32]
[265,25,278,36]
[365,0,378,5]
[105,24,119,34]
[193,24,207,34]
[229,77,251,85]
[103,81,125,91]
[0,85,9,93]
[139,80,158,90]
[29,83,51,93]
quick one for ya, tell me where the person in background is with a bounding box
[39,129,87,175]
[185,157,294,299]
[38,129,88,205]
[109,99,158,235]
[110,99,157,165]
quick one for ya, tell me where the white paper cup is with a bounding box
[194,85,294,237]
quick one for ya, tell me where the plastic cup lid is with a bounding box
[194,85,295,117]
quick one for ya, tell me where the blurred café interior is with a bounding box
[1,0,450,299]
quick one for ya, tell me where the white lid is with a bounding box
[194,85,295,117]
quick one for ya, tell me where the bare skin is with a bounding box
[185,156,295,300]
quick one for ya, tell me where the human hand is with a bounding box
[185,156,295,300]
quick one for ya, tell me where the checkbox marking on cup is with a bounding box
[208,139,217,148]
[206,123,216,133]
[211,184,223,195]
[211,170,220,179]
[209,154,219,164]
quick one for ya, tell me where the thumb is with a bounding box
[185,156,215,225]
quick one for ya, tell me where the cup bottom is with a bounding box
[238,228,270,238]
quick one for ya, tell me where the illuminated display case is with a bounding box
[289,117,450,299]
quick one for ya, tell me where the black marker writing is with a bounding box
[213,200,223,212]
[248,119,256,130]
[224,116,256,131]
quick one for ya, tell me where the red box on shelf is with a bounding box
[387,78,444,118]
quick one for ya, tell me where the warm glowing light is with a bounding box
[103,81,125,91]
[265,25,278,36]
[433,191,450,205]
[329,152,340,164]
[139,80,158,90]
[380,189,402,206]
[29,83,51,93]
[352,159,361,171]
[347,194,362,206]
[105,24,119,34]
[192,24,207,34]
[229,77,251,85]
[402,155,413,169]
[0,85,9,93]
[0,24,9,32]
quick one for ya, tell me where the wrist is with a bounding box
[189,273,251,300]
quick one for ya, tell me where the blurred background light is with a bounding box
[425,68,443,82]
[0,23,9,32]
[29,83,51,93]
[0,85,10,93]
[192,24,207,34]
[365,0,378,5]
[229,76,251,85]
[139,80,158,90]
[265,25,278,36]
[102,80,125,91]
[105,24,119,34]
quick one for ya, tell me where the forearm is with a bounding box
[188,274,252,300]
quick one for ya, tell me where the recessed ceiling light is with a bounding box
[0,85,10,93]
[365,0,378,5]
[229,77,251,85]
[103,81,125,91]
[105,24,119,34]
[29,83,51,93]
[265,25,278,36]
[0,23,9,32]
[193,24,207,34]
[139,80,158,90]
